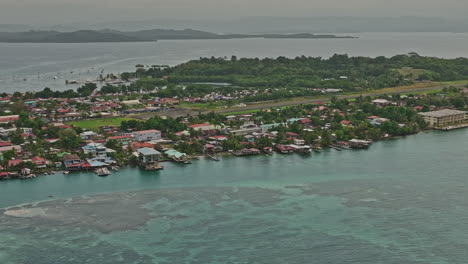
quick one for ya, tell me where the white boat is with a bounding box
[95,168,111,177]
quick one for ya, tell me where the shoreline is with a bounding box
[2,126,466,181]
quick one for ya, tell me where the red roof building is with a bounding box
[108,135,133,140]
[7,159,24,167]
[0,141,12,147]
[340,120,351,125]
[0,115,19,124]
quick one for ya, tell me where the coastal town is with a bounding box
[0,79,467,180]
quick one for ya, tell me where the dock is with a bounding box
[329,145,343,151]
[206,154,220,161]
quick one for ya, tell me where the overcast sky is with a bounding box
[0,0,466,25]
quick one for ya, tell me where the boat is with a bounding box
[348,139,372,149]
[312,145,322,152]
[63,171,69,175]
[95,168,111,177]
[288,144,312,154]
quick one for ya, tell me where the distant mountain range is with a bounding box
[1,16,468,34]
[0,29,355,43]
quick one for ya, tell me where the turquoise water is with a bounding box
[1,129,468,263]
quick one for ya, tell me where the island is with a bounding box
[0,29,356,43]
[0,54,467,179]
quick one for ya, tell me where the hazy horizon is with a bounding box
[1,0,468,25]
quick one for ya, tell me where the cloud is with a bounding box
[0,0,466,24]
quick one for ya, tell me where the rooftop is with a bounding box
[418,109,467,118]
[137,147,161,156]
[133,129,161,134]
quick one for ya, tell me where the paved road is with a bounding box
[212,83,465,114]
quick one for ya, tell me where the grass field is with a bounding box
[68,117,135,130]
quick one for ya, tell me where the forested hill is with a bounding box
[0,29,354,43]
[128,54,468,90]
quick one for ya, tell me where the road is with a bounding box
[212,83,465,114]
[132,83,466,119]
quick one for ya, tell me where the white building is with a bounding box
[82,143,109,157]
[418,109,467,127]
[132,129,162,142]
[80,131,97,140]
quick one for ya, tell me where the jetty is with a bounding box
[329,145,343,151]
[206,154,220,161]
[230,148,261,157]
[348,139,372,149]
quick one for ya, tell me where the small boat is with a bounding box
[63,171,69,175]
[95,168,111,177]
[312,145,322,152]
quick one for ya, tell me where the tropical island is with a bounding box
[0,54,467,179]
[0,29,355,43]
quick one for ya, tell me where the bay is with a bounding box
[2,32,468,93]
[1,129,468,263]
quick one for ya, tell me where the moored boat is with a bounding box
[95,168,111,177]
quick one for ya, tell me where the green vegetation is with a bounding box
[129,54,468,91]
[68,117,136,130]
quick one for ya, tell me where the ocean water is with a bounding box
[2,32,468,93]
[1,129,468,263]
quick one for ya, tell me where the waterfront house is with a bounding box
[31,156,47,169]
[137,147,162,170]
[132,129,162,142]
[164,149,188,162]
[63,154,82,171]
[231,148,259,156]
[203,144,216,154]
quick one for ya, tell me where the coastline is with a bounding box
[2,126,465,181]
